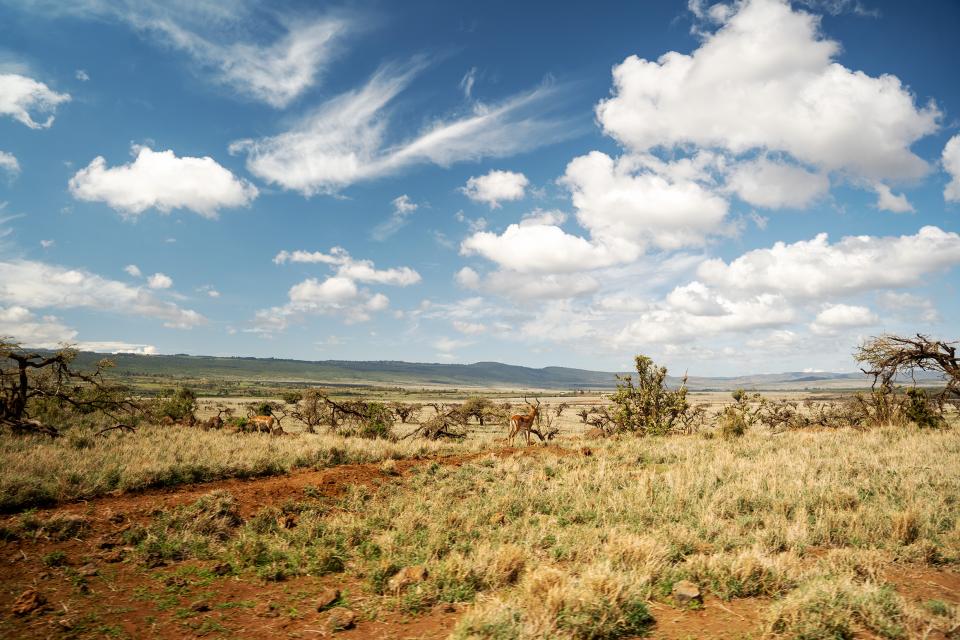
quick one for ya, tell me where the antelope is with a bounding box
[508,397,540,446]
[249,415,275,433]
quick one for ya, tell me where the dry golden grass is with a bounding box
[79,423,959,639]
[0,424,494,512]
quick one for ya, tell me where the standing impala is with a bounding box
[507,397,540,446]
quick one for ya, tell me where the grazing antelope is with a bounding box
[508,397,540,446]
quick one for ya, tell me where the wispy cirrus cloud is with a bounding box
[231,61,577,195]
[8,0,352,108]
[0,73,70,129]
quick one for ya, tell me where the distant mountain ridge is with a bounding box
[63,350,903,391]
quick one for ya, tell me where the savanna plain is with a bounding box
[1,340,959,640]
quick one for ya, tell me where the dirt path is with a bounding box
[0,445,568,639]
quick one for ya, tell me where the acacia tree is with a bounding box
[856,334,959,405]
[855,334,958,427]
[1,340,136,436]
[462,396,494,426]
[291,389,329,433]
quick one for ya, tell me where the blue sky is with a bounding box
[1,0,958,375]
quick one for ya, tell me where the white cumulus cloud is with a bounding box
[943,134,960,202]
[461,170,529,208]
[147,273,173,289]
[725,156,829,208]
[461,223,637,274]
[0,259,204,329]
[596,0,940,182]
[698,226,960,299]
[873,183,914,213]
[810,303,878,334]
[561,151,730,251]
[273,246,421,286]
[256,247,420,332]
[69,145,258,218]
[0,305,76,347]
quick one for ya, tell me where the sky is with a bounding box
[0,0,958,376]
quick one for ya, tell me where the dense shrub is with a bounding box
[609,355,691,435]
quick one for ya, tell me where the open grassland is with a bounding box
[0,424,498,513]
[0,390,813,513]
[2,424,959,639]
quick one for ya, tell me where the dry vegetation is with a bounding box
[1,335,959,638]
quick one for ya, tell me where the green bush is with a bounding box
[154,387,197,423]
[609,355,690,436]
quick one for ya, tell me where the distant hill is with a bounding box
[60,350,914,391]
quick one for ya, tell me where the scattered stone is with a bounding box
[94,535,118,549]
[190,600,211,612]
[211,562,232,576]
[672,580,702,606]
[316,587,340,612]
[254,602,279,618]
[12,589,46,616]
[326,607,357,632]
[581,447,593,456]
[387,565,429,593]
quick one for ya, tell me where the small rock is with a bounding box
[190,600,211,612]
[581,447,593,456]
[316,587,340,612]
[78,563,98,577]
[387,565,429,593]
[211,562,232,576]
[254,602,279,618]
[672,580,702,606]
[12,589,46,616]
[94,535,118,549]
[327,607,357,632]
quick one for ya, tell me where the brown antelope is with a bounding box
[249,415,275,433]
[508,397,540,446]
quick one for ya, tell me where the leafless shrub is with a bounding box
[390,402,422,424]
